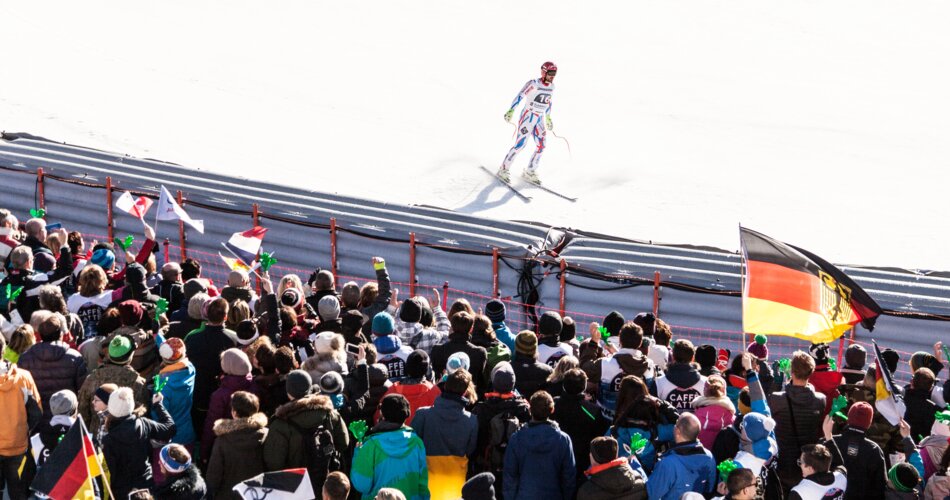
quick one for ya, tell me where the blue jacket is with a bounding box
[503,420,575,500]
[492,320,516,353]
[410,394,478,458]
[609,420,674,474]
[152,360,196,445]
[646,440,717,500]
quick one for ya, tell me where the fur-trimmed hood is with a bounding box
[274,393,333,420]
[213,412,268,437]
[692,395,736,413]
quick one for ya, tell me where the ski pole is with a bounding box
[550,130,572,158]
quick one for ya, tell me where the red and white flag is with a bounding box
[115,191,153,219]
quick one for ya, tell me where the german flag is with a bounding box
[31,417,102,500]
[740,227,882,343]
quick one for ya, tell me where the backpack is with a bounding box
[286,412,342,489]
[487,409,523,472]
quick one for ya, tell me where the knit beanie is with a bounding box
[50,390,78,416]
[880,348,900,375]
[125,263,147,285]
[748,334,769,360]
[603,311,625,337]
[695,344,717,369]
[485,300,506,323]
[159,338,186,363]
[341,310,364,335]
[515,331,538,358]
[446,352,471,375]
[91,248,116,270]
[318,295,341,321]
[94,384,117,406]
[235,320,259,346]
[285,370,313,399]
[491,361,516,393]
[108,387,135,418]
[538,311,563,338]
[159,444,192,475]
[809,343,831,363]
[461,472,496,500]
[560,317,576,343]
[590,436,619,464]
[313,331,343,355]
[319,371,344,395]
[108,335,135,364]
[220,348,252,376]
[380,393,411,424]
[117,300,144,327]
[280,288,303,310]
[183,278,209,301]
[847,402,874,431]
[368,363,391,388]
[888,462,920,493]
[372,312,395,336]
[405,349,430,379]
[910,351,939,373]
[399,298,423,324]
[845,344,867,369]
[741,412,778,459]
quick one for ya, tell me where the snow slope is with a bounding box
[1,1,948,270]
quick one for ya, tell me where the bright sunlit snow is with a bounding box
[2,1,948,270]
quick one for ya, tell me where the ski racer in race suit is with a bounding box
[498,62,556,183]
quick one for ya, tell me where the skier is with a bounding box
[497,61,557,185]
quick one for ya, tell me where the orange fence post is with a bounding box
[176,190,187,259]
[559,259,567,316]
[105,176,114,241]
[653,271,661,316]
[492,247,500,298]
[409,232,417,297]
[442,281,449,310]
[36,168,46,214]
[330,218,338,283]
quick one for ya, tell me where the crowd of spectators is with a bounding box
[0,208,949,500]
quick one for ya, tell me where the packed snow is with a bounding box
[2,1,948,270]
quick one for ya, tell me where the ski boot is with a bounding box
[522,169,541,185]
[496,166,511,183]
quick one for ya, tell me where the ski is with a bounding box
[522,179,577,202]
[479,166,532,202]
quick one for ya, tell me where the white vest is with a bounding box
[538,342,573,367]
[790,472,846,500]
[656,374,706,412]
[596,355,627,419]
[379,345,413,380]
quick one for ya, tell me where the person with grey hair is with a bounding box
[18,313,88,417]
[22,218,54,258]
[306,268,342,315]
[151,262,184,312]
[0,209,20,264]
[646,412,717,499]
[0,239,73,326]
[221,269,258,312]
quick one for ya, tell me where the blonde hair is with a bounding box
[705,374,726,398]
[46,233,63,256]
[547,355,580,383]
[78,265,108,297]
[226,300,252,330]
[8,325,36,355]
[277,274,304,298]
[358,282,378,309]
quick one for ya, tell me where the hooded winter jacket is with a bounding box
[102,400,176,500]
[587,348,654,419]
[153,360,196,445]
[201,374,263,461]
[768,383,826,489]
[656,362,707,413]
[77,361,149,436]
[553,392,609,481]
[377,379,441,424]
[431,333,488,390]
[503,420,576,500]
[262,394,349,471]
[206,412,268,500]
[351,422,430,500]
[646,440,717,500]
[577,458,646,500]
[692,395,736,450]
[17,340,87,416]
[412,394,479,500]
[511,353,553,400]
[0,363,41,456]
[150,464,206,500]
[829,426,887,500]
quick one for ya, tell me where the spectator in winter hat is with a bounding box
[537,312,573,368]
[77,334,150,435]
[394,293,451,354]
[694,344,719,377]
[185,297,238,437]
[153,337,197,459]
[202,348,261,463]
[150,443,207,500]
[102,387,176,500]
[112,299,162,378]
[167,291,210,340]
[827,401,885,499]
[351,393,429,500]
[576,436,646,500]
[376,349,441,425]
[411,368,479,499]
[371,312,414,383]
[320,371,346,409]
[31,390,79,469]
[841,343,868,385]
[484,298,516,352]
[510,330,553,400]
[112,262,162,306]
[312,295,343,334]
[263,367,348,493]
[168,278,209,326]
[461,472,495,500]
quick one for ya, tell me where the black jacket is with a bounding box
[768,384,826,488]
[184,324,237,412]
[102,400,177,500]
[472,393,531,471]
[151,279,185,312]
[553,393,610,479]
[829,426,886,500]
[151,465,207,500]
[431,333,488,390]
[511,353,554,400]
[17,341,88,416]
[576,460,646,500]
[903,384,940,443]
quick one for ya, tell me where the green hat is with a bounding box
[108,335,135,364]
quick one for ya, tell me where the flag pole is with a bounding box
[738,224,750,352]
[81,414,115,500]
[221,243,265,281]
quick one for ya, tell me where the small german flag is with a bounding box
[740,227,882,343]
[30,417,102,500]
